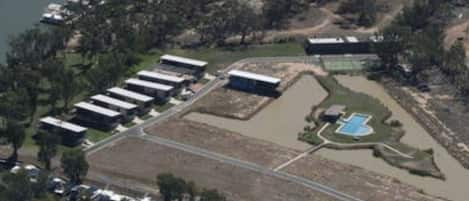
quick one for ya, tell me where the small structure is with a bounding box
[74,102,121,130]
[90,94,138,122]
[158,54,208,80]
[38,117,88,146]
[305,36,376,55]
[137,70,186,92]
[125,79,174,102]
[107,87,154,115]
[323,105,346,123]
[227,70,281,95]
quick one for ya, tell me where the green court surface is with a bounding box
[322,60,369,71]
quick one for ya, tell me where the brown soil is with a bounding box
[191,62,326,120]
[87,137,335,201]
[144,118,299,168]
[284,155,448,201]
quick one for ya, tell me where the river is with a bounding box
[0,0,64,64]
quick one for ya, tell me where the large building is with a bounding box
[137,70,186,92]
[90,94,138,122]
[305,36,377,55]
[107,87,154,115]
[157,54,208,80]
[125,79,174,102]
[74,102,122,130]
[38,117,88,146]
[228,70,281,95]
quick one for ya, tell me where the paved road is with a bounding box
[139,134,363,201]
[85,56,364,201]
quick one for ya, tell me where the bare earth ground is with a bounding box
[87,137,335,201]
[284,155,447,201]
[141,118,446,201]
[382,76,469,169]
[191,62,326,120]
[144,118,299,168]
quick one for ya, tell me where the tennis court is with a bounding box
[321,55,378,71]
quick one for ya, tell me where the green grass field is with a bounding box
[323,60,368,71]
[23,42,305,152]
[315,76,396,143]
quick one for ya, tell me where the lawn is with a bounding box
[299,76,443,179]
[130,42,306,74]
[315,76,397,143]
[154,102,175,113]
[21,42,306,152]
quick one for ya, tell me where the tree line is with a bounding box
[0,0,310,166]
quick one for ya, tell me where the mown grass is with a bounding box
[22,42,306,151]
[315,76,396,143]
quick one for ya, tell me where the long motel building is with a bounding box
[158,54,208,80]
[137,70,186,92]
[107,87,154,115]
[227,70,281,94]
[90,94,138,123]
[125,78,175,102]
[74,102,122,130]
[38,116,88,146]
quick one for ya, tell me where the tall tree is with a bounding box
[61,149,89,184]
[156,173,187,201]
[4,120,26,161]
[200,189,226,201]
[37,131,60,170]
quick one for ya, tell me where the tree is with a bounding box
[338,0,378,27]
[2,170,34,201]
[61,149,89,184]
[86,52,126,94]
[37,131,60,170]
[156,173,187,201]
[262,0,307,29]
[200,189,226,201]
[3,120,26,161]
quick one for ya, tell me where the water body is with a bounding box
[186,75,328,151]
[0,0,64,64]
[315,75,469,201]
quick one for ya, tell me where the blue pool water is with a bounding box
[337,114,373,137]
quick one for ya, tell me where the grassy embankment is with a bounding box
[299,76,444,179]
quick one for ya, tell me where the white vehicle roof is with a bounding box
[74,102,121,117]
[308,37,345,44]
[107,87,154,103]
[138,70,185,83]
[345,36,359,43]
[125,79,174,92]
[228,70,281,84]
[91,94,138,110]
[40,116,87,133]
[161,54,208,67]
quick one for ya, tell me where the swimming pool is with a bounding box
[336,113,373,137]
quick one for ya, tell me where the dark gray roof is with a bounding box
[325,105,346,116]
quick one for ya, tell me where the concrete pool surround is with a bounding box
[335,113,374,137]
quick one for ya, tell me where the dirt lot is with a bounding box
[284,155,447,201]
[144,118,299,168]
[191,61,326,120]
[91,119,448,201]
[87,137,335,201]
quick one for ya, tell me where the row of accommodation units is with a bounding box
[304,35,385,55]
[37,55,208,146]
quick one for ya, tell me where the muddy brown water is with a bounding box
[317,75,469,201]
[185,75,328,151]
[186,74,469,201]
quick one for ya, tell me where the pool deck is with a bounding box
[335,113,374,137]
[318,123,413,159]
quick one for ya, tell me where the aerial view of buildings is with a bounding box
[1,0,469,201]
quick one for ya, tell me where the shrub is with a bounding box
[390,120,403,127]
